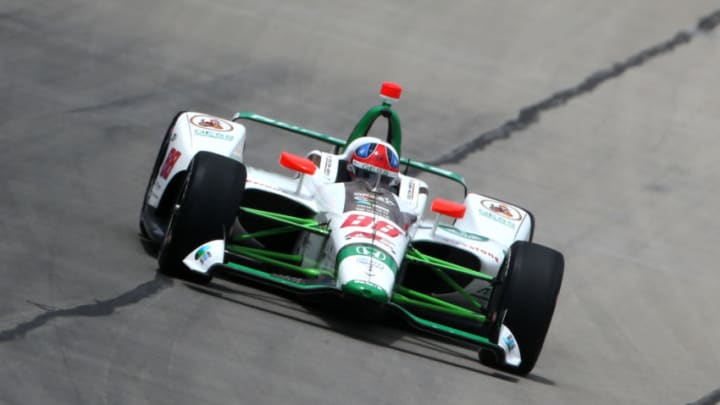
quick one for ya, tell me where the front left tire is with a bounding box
[157,151,247,283]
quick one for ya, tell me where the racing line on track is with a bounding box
[427,9,720,167]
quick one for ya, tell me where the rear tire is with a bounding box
[480,241,564,376]
[158,152,247,283]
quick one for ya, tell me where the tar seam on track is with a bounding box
[1,8,718,403]
[688,388,720,405]
[427,9,720,167]
[0,274,172,342]
[428,10,720,403]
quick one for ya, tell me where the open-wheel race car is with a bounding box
[139,82,564,376]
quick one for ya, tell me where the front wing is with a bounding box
[182,207,521,367]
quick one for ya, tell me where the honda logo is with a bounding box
[354,245,387,261]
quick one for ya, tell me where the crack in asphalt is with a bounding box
[2,7,720,403]
[427,9,720,166]
[688,388,720,405]
[0,274,172,342]
[427,9,720,403]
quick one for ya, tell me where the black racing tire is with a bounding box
[480,241,564,376]
[158,151,247,283]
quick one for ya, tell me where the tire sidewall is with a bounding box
[483,241,564,375]
[158,152,246,281]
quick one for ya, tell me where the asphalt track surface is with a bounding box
[2,1,720,404]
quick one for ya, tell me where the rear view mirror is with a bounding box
[279,152,316,195]
[431,198,466,236]
[279,151,316,175]
[431,198,466,219]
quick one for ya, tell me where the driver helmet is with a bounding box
[348,139,400,188]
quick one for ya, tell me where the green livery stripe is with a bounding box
[437,224,489,242]
[427,266,485,311]
[238,207,330,236]
[405,247,494,281]
[388,301,494,346]
[400,158,466,189]
[233,112,345,147]
[395,286,484,316]
[342,281,388,303]
[232,225,298,241]
[224,262,334,290]
[227,245,334,279]
[392,292,486,322]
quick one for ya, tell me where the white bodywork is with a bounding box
[457,193,533,248]
[147,112,246,209]
[498,324,521,366]
[164,112,530,367]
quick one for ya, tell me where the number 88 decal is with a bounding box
[341,214,402,238]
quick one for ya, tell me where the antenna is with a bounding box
[380,82,402,105]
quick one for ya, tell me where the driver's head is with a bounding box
[348,139,400,188]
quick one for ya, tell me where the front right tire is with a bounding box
[480,241,564,375]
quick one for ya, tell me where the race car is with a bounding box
[139,82,564,376]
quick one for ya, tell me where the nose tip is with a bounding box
[341,280,388,304]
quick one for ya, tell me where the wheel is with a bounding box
[480,241,564,376]
[158,151,247,283]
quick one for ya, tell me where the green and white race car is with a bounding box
[139,82,564,376]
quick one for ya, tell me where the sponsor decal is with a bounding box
[353,192,395,206]
[353,202,390,218]
[159,148,182,179]
[355,279,382,289]
[405,180,417,200]
[345,230,375,240]
[341,214,403,238]
[194,245,212,265]
[190,115,233,132]
[354,245,387,261]
[353,196,369,205]
[246,178,283,193]
[342,183,403,225]
[344,231,397,255]
[481,199,522,221]
[193,128,234,141]
[479,210,517,230]
[503,334,517,351]
[436,235,501,263]
[438,224,489,242]
[322,155,333,177]
[476,247,501,264]
[337,244,397,273]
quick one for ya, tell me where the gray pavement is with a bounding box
[2,1,719,404]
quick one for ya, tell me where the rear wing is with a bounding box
[232,111,467,196]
